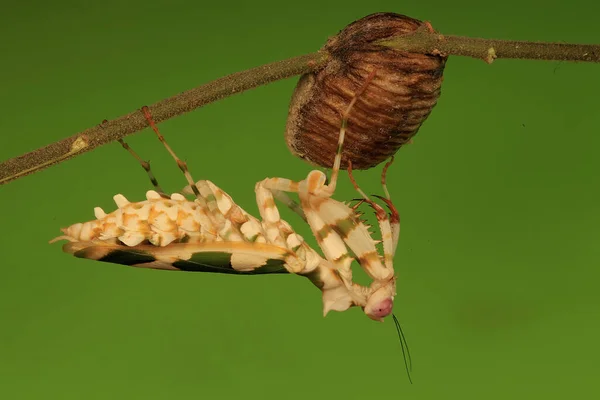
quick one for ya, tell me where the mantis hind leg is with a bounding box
[104,115,167,198]
[139,107,226,230]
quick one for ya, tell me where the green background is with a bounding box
[1,1,599,398]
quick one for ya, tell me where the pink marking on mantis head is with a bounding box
[366,297,393,321]
[363,280,396,322]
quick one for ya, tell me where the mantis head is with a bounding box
[363,277,396,322]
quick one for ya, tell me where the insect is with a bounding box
[50,70,412,380]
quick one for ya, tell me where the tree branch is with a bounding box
[378,25,600,64]
[1,25,599,185]
[0,52,329,185]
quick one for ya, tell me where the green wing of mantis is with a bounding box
[61,240,291,275]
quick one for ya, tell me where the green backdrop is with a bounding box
[1,1,599,398]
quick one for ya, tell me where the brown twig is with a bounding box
[0,52,329,185]
[379,25,600,64]
[1,26,599,185]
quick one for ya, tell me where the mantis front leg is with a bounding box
[256,68,382,287]
[255,176,366,315]
[256,175,354,284]
[253,177,321,276]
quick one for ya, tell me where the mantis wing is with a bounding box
[60,240,292,275]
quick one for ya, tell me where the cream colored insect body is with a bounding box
[52,71,403,324]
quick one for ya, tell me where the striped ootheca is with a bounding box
[50,70,403,324]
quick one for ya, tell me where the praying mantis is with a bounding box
[50,69,412,380]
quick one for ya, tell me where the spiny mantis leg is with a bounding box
[373,156,400,257]
[346,159,410,382]
[255,179,358,312]
[254,175,355,286]
[256,70,380,284]
[351,156,401,256]
[347,160,395,273]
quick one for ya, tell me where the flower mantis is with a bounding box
[51,69,412,381]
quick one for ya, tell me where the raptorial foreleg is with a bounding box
[346,161,395,276]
